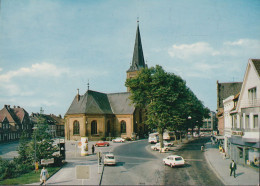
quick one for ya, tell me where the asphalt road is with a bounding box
[102,138,224,185]
[163,137,224,185]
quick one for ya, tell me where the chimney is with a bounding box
[77,88,80,102]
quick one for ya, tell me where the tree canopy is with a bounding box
[126,65,210,146]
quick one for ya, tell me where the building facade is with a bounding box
[216,81,242,135]
[228,59,260,168]
[0,105,32,142]
[201,111,217,132]
[30,113,65,138]
[65,24,148,141]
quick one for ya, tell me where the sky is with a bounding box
[0,0,260,116]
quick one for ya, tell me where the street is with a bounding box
[102,138,224,185]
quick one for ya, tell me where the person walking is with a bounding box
[92,144,95,154]
[229,160,237,178]
[40,166,49,185]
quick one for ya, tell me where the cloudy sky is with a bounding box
[0,0,259,116]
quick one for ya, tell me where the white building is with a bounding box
[223,95,235,155]
[229,59,260,167]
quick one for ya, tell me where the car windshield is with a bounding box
[175,157,183,161]
[106,156,114,159]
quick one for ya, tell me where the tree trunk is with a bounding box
[185,128,188,140]
[158,127,164,148]
[191,127,194,139]
[180,131,182,142]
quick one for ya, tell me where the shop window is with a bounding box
[91,120,97,135]
[238,147,243,158]
[253,115,258,128]
[121,120,126,133]
[73,121,80,135]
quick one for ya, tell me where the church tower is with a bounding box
[126,22,147,92]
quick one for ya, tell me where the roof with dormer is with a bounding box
[127,24,147,72]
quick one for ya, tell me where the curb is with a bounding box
[99,164,104,185]
[204,144,227,186]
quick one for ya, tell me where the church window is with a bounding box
[107,120,110,133]
[91,120,97,135]
[121,120,126,133]
[73,121,80,135]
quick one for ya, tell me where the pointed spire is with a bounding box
[127,21,146,72]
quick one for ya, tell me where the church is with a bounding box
[64,24,148,141]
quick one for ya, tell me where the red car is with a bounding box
[95,141,110,147]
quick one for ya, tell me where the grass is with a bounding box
[0,166,61,185]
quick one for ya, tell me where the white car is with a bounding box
[151,143,170,151]
[112,137,125,143]
[163,155,185,167]
[104,154,116,165]
[163,141,173,147]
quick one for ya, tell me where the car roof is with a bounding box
[167,155,182,158]
[105,153,114,156]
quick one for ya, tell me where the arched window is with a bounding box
[107,120,110,133]
[73,121,80,135]
[121,120,126,133]
[91,120,97,135]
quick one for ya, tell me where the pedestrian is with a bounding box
[40,166,49,185]
[92,144,95,154]
[229,160,237,178]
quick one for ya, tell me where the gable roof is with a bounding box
[217,81,242,108]
[66,90,135,115]
[251,59,260,77]
[235,58,260,112]
[0,105,30,125]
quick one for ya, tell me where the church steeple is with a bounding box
[127,22,146,72]
[126,21,147,92]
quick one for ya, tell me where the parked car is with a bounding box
[95,141,110,147]
[112,137,125,143]
[163,155,185,167]
[151,143,170,151]
[104,153,116,165]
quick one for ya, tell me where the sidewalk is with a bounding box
[204,142,259,186]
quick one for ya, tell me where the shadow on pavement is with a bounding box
[115,162,125,166]
[236,172,244,177]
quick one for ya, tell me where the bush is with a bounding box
[101,137,106,141]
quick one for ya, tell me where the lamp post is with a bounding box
[32,126,38,172]
[187,116,191,140]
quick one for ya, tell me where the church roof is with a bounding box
[107,92,135,114]
[66,90,135,115]
[127,24,146,72]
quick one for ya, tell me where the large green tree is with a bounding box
[126,65,190,148]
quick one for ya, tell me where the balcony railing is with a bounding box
[240,98,260,108]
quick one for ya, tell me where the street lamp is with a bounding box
[32,126,38,172]
[187,116,191,140]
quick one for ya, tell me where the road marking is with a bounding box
[185,159,203,161]
[116,156,156,161]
